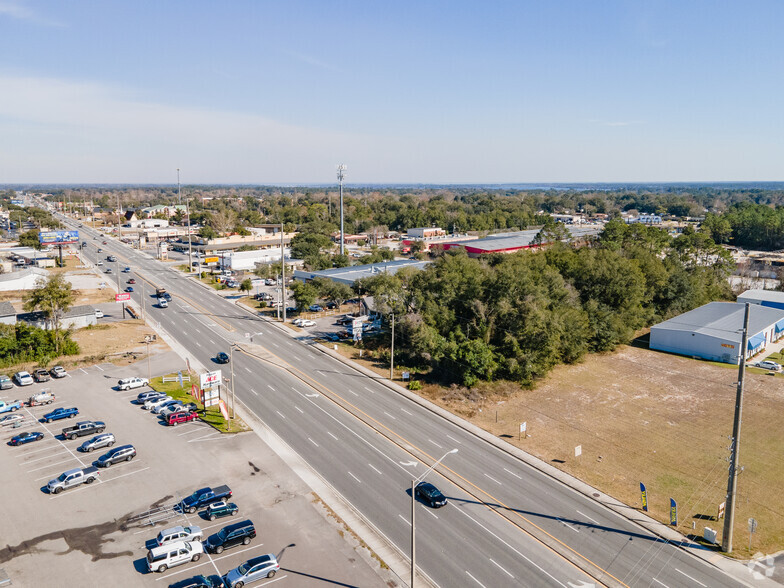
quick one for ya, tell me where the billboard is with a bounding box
[200,370,222,389]
[115,293,131,302]
[39,230,79,245]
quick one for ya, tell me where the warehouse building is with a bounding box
[649,301,784,364]
[737,289,784,311]
[439,226,601,257]
[294,259,430,286]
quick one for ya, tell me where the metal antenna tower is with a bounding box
[337,164,347,256]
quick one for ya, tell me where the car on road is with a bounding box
[127,278,136,284]
[167,574,223,588]
[33,368,51,383]
[79,433,115,452]
[158,298,169,308]
[143,395,172,410]
[13,371,34,386]
[223,554,279,586]
[123,267,131,273]
[96,444,136,467]
[43,407,79,423]
[49,365,67,378]
[415,481,448,508]
[205,519,254,554]
[118,376,149,391]
[94,309,104,318]
[96,260,103,266]
[97,248,103,253]
[102,240,107,244]
[9,431,44,446]
[203,501,239,521]
[107,255,116,262]
[0,375,13,390]
[0,414,24,426]
[216,352,229,364]
[756,360,782,371]
[105,268,112,273]
[125,286,134,292]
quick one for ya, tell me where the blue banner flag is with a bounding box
[670,498,678,526]
[640,482,648,511]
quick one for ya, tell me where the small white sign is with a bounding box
[204,397,220,407]
[575,445,582,457]
[520,422,527,433]
[203,389,219,400]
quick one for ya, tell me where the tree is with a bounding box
[18,229,41,250]
[314,279,353,308]
[289,281,318,311]
[239,278,252,297]
[23,274,74,354]
[199,225,217,240]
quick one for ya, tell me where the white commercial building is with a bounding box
[737,289,784,311]
[650,301,784,364]
[220,248,290,272]
[0,267,49,291]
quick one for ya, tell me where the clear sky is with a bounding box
[0,0,782,184]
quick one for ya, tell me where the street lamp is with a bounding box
[410,448,458,588]
[144,335,152,381]
[228,343,239,423]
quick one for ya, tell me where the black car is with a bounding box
[415,482,448,508]
[216,352,229,364]
[205,520,256,554]
[168,575,223,588]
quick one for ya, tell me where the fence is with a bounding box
[162,373,191,383]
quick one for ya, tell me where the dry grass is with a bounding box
[329,342,784,557]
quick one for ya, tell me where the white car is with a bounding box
[157,298,168,308]
[96,260,103,266]
[158,402,187,417]
[13,371,34,386]
[118,377,149,391]
[757,360,782,371]
[299,319,317,328]
[94,309,104,318]
[143,395,172,410]
[155,525,203,547]
[152,400,182,415]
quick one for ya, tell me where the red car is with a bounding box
[127,278,136,284]
[166,411,199,426]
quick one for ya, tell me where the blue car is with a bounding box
[309,304,323,312]
[43,407,79,423]
[125,287,134,292]
[10,431,44,446]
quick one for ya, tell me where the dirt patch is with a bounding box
[71,320,167,364]
[333,342,784,557]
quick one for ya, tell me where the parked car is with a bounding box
[118,377,149,391]
[49,365,67,378]
[179,485,232,514]
[167,574,223,588]
[166,411,199,426]
[146,540,203,573]
[79,433,115,452]
[47,466,100,493]
[154,400,183,415]
[757,360,782,371]
[9,431,44,446]
[415,481,448,508]
[205,519,254,554]
[94,309,104,318]
[33,368,51,383]
[0,375,12,390]
[62,420,106,440]
[203,501,239,521]
[223,554,279,586]
[137,391,166,404]
[299,319,317,328]
[43,407,79,423]
[309,304,323,312]
[96,444,136,467]
[13,371,34,386]
[0,413,24,426]
[154,525,203,548]
[143,395,172,410]
[216,352,229,364]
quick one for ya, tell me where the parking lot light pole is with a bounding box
[229,343,239,422]
[144,335,151,381]
[411,448,457,588]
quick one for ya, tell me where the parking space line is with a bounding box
[94,365,104,372]
[79,368,88,374]
[28,456,81,474]
[22,449,72,464]
[177,424,210,436]
[13,441,62,456]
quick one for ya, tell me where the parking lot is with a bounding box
[0,353,391,587]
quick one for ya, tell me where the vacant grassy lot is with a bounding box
[330,340,784,557]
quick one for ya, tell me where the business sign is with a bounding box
[200,370,222,389]
[10,199,23,205]
[640,482,648,512]
[115,293,131,302]
[39,230,79,245]
[205,397,220,407]
[204,256,219,264]
[670,498,678,526]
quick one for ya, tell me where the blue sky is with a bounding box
[0,0,782,184]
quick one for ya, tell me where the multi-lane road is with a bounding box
[63,217,747,588]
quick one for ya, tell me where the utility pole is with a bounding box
[178,169,193,274]
[115,194,122,293]
[390,313,395,380]
[722,302,750,553]
[337,164,346,256]
[281,222,286,323]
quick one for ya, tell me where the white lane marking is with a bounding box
[271,342,279,348]
[308,437,319,447]
[399,514,410,526]
[210,339,216,345]
[445,433,462,444]
[327,432,338,441]
[556,518,580,533]
[483,473,502,485]
[94,365,104,371]
[348,471,361,483]
[79,368,88,374]
[503,467,522,480]
[576,510,600,525]
[466,571,487,587]
[383,411,397,420]
[347,389,358,396]
[305,393,319,398]
[400,408,413,416]
[194,341,202,348]
[294,406,304,414]
[422,507,438,520]
[453,505,568,587]
[368,463,382,475]
[674,569,706,587]
[275,411,286,419]
[363,386,375,394]
[250,388,258,396]
[195,328,201,334]
[428,438,443,449]
[489,559,514,578]
[291,355,300,361]
[286,341,293,346]
[267,385,275,391]
[23,450,71,464]
[244,367,252,373]
[652,579,671,588]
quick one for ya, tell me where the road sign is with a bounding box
[749,518,758,533]
[574,445,582,457]
[115,293,131,302]
[520,422,527,433]
[200,370,222,389]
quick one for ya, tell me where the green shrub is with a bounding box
[408,380,422,391]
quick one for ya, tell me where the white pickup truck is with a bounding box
[117,377,149,391]
[47,467,100,494]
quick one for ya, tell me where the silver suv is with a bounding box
[79,433,115,453]
[96,444,136,467]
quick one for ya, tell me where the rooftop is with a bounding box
[294,259,430,285]
[738,289,784,304]
[651,301,784,343]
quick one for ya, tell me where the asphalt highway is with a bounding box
[66,219,745,588]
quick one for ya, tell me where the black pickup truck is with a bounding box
[178,485,232,514]
[62,420,106,440]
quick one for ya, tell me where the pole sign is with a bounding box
[200,370,222,389]
[670,498,678,526]
[717,501,725,520]
[204,256,219,264]
[640,482,648,511]
[115,293,131,302]
[39,230,79,245]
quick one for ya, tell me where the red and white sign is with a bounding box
[115,293,131,302]
[218,399,229,420]
[199,370,222,389]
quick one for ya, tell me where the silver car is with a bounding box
[757,360,782,372]
[152,400,182,415]
[224,554,280,587]
[79,433,115,453]
[143,395,172,410]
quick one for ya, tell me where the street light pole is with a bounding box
[281,222,286,323]
[144,335,151,381]
[229,344,237,423]
[390,313,395,380]
[178,169,193,274]
[411,448,458,588]
[337,164,346,256]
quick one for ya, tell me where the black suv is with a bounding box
[205,520,256,554]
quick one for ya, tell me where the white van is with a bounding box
[157,298,168,308]
[146,540,203,573]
